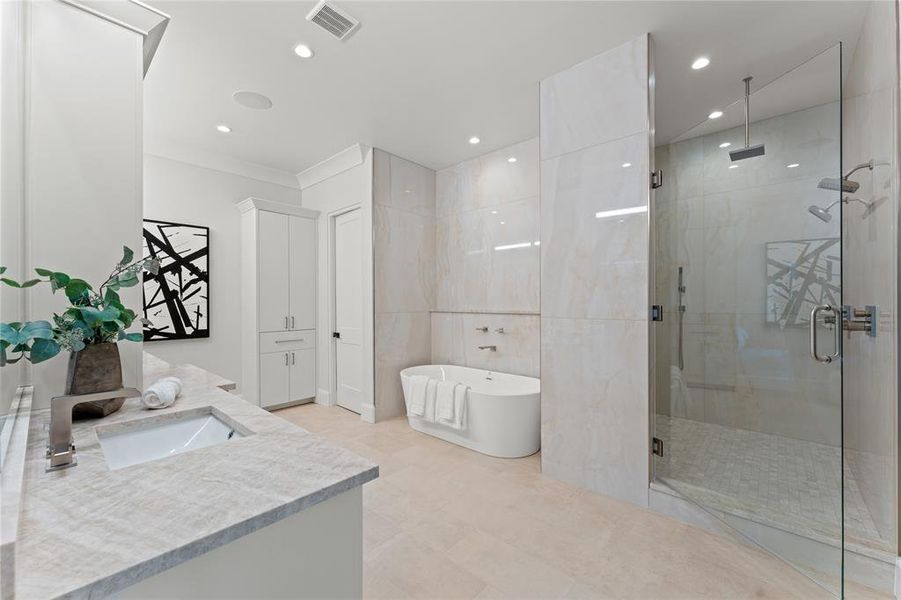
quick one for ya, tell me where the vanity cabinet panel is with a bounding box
[240,198,320,408]
[258,210,291,333]
[289,348,316,402]
[289,215,316,331]
[260,352,290,409]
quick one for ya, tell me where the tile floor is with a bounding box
[655,415,891,553]
[277,403,882,599]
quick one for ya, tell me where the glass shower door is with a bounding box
[653,45,845,595]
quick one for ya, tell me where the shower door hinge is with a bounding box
[652,437,664,457]
[650,170,663,189]
[650,305,664,322]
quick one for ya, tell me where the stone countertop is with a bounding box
[142,352,237,392]
[14,355,378,600]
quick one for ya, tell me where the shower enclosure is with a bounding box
[652,42,896,597]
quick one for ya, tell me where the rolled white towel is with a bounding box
[142,376,183,409]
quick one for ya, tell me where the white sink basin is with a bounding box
[98,409,245,470]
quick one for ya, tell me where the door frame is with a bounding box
[326,204,371,421]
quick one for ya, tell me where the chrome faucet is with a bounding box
[477,345,497,352]
[46,387,141,470]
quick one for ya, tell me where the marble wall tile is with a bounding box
[375,312,432,420]
[841,0,898,547]
[431,312,540,378]
[539,34,652,507]
[436,196,539,313]
[541,131,649,320]
[374,204,435,314]
[541,317,649,506]
[540,35,648,160]
[373,149,437,420]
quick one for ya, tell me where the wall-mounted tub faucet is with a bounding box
[494,328,505,334]
[478,345,497,352]
[475,326,488,332]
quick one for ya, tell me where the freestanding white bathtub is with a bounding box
[399,365,540,458]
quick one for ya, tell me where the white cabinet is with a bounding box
[239,198,320,408]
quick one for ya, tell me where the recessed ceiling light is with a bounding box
[621,162,632,168]
[719,142,731,148]
[508,157,517,163]
[216,124,232,133]
[691,57,710,70]
[786,163,800,169]
[293,43,314,59]
[708,110,723,120]
[728,164,739,169]
[469,136,480,145]
[490,210,498,215]
[500,221,506,225]
[233,90,273,110]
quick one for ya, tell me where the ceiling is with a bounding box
[143,1,868,176]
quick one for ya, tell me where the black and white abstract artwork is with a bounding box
[142,219,210,341]
[765,237,840,328]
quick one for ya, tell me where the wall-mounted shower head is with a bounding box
[808,204,833,222]
[730,76,765,162]
[817,177,860,193]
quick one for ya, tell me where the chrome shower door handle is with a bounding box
[810,305,841,363]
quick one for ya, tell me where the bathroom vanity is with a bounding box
[9,354,377,599]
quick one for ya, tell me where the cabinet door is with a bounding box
[288,216,316,330]
[289,348,316,402]
[258,211,290,332]
[259,352,289,408]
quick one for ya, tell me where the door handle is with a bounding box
[291,316,295,329]
[291,352,295,365]
[333,331,341,339]
[284,352,289,366]
[284,316,289,330]
[810,305,841,363]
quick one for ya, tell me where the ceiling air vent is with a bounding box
[306,0,360,41]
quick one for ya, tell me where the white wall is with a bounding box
[0,0,26,420]
[142,155,301,392]
[300,147,375,421]
[26,1,144,410]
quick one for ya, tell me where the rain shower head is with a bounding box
[808,204,833,222]
[729,144,766,161]
[731,76,765,162]
[818,177,860,193]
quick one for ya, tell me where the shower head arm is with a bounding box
[844,160,874,179]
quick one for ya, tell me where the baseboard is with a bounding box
[360,403,375,424]
[315,388,334,407]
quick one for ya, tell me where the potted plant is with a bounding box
[0,246,159,418]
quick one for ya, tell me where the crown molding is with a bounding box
[144,136,301,189]
[296,143,369,189]
[236,197,319,218]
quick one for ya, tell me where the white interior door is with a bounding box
[258,211,290,333]
[334,209,363,414]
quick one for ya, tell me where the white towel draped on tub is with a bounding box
[435,380,457,422]
[142,376,183,409]
[436,382,468,430]
[408,375,430,416]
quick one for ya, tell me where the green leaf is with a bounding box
[21,320,53,339]
[123,332,143,342]
[18,279,41,288]
[34,268,53,277]
[0,266,6,275]
[119,246,134,267]
[0,322,28,346]
[64,279,91,303]
[1,278,21,288]
[103,288,121,306]
[78,305,119,327]
[49,272,71,292]
[116,272,139,288]
[29,338,60,363]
